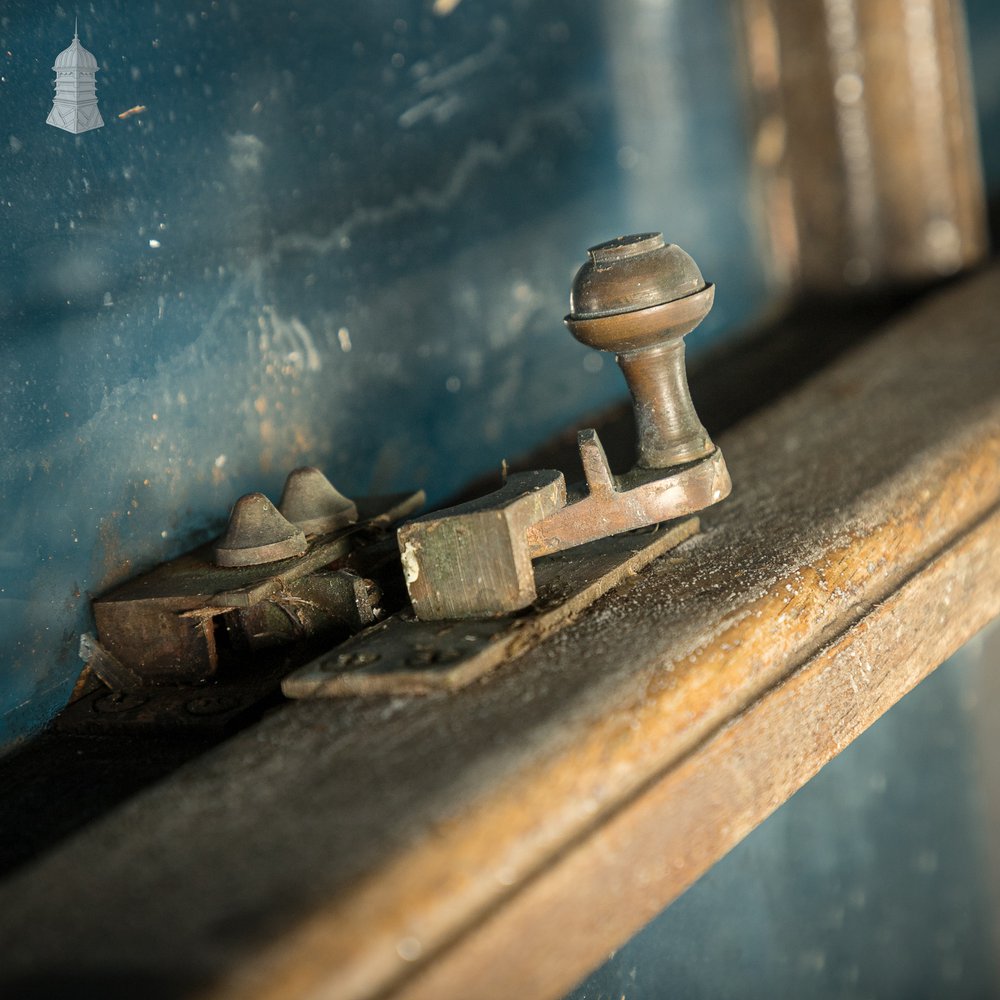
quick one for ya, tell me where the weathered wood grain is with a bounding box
[394,505,1000,1000]
[0,267,998,1000]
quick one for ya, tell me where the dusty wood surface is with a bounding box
[0,267,999,1000]
[395,506,1000,1000]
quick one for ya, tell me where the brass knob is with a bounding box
[565,233,715,469]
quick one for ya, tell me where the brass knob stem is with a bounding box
[618,339,713,468]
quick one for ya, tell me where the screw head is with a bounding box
[332,650,381,669]
[93,691,147,714]
[184,693,241,716]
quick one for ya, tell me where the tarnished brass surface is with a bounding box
[568,286,717,468]
[526,433,729,559]
[214,493,308,568]
[88,487,423,688]
[569,233,706,319]
[399,471,566,621]
[279,466,359,537]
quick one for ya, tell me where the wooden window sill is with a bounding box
[1,266,998,1000]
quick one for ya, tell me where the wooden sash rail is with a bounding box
[0,267,998,1000]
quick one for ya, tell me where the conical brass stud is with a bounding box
[214,492,308,567]
[278,466,358,536]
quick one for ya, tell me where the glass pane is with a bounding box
[568,618,1000,999]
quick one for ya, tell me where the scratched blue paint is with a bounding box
[0,1,766,749]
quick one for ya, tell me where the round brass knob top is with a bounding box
[568,233,707,320]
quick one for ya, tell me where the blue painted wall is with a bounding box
[4,0,994,753]
[0,1,765,748]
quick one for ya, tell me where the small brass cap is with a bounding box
[214,492,308,567]
[278,466,358,536]
[568,233,707,320]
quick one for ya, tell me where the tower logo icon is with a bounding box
[46,19,104,134]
